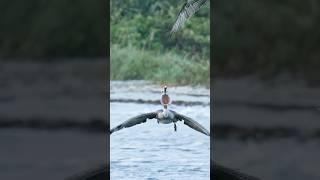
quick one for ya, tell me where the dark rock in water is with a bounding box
[66,163,259,180]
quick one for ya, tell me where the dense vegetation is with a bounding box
[111,45,209,85]
[110,0,210,85]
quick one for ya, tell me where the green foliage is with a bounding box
[111,0,210,61]
[110,0,210,85]
[111,45,209,85]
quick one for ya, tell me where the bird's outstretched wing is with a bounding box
[170,0,208,34]
[174,112,210,136]
[110,112,158,134]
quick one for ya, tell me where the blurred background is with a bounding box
[213,1,320,180]
[110,0,210,179]
[0,0,107,179]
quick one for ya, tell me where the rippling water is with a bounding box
[110,81,210,180]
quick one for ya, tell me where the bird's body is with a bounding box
[157,109,175,124]
[110,108,210,136]
[110,86,210,136]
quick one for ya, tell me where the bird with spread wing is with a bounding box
[110,86,210,136]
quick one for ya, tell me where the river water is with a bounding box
[110,81,210,180]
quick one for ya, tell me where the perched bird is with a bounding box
[110,86,210,136]
[170,0,208,34]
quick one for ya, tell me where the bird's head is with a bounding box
[160,86,171,107]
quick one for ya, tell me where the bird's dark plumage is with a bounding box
[110,112,158,134]
[110,109,210,136]
[174,111,210,136]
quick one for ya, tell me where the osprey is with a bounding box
[110,86,210,136]
[170,0,208,34]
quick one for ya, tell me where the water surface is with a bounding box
[110,81,210,180]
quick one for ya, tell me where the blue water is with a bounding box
[110,95,210,180]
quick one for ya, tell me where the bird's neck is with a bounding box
[163,106,169,117]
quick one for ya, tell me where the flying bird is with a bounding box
[170,0,208,35]
[110,86,210,136]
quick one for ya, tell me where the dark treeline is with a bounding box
[214,0,320,85]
